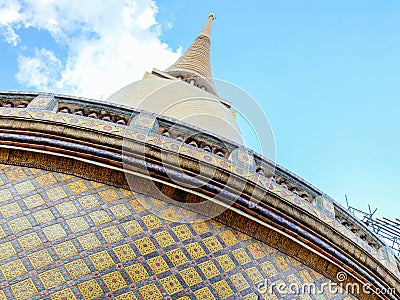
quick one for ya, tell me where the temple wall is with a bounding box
[0,165,354,300]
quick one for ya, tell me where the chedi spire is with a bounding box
[164,13,217,95]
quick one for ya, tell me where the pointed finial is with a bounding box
[163,13,218,95]
[199,13,215,39]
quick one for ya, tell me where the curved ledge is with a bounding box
[0,115,399,299]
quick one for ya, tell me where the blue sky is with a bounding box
[0,0,399,221]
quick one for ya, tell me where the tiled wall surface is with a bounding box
[0,165,353,300]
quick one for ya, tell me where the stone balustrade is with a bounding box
[0,91,34,108]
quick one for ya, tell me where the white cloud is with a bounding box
[0,0,180,99]
[16,48,62,89]
[1,26,19,45]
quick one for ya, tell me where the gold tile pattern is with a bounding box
[0,166,353,299]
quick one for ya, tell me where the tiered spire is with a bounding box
[164,13,217,95]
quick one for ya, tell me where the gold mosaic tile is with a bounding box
[89,181,105,189]
[53,240,78,259]
[147,255,170,274]
[121,220,143,236]
[5,168,26,181]
[39,268,65,289]
[286,273,301,286]
[36,172,58,188]
[202,236,223,253]
[0,290,6,300]
[42,223,67,241]
[180,267,202,286]
[67,216,90,233]
[172,224,193,241]
[23,194,45,209]
[0,241,16,260]
[88,209,111,225]
[0,202,22,218]
[138,282,163,300]
[98,188,120,203]
[65,259,91,279]
[230,273,250,291]
[58,173,74,181]
[260,261,278,277]
[27,249,54,269]
[209,220,224,229]
[29,167,43,175]
[160,274,184,295]
[311,269,325,280]
[89,250,115,270]
[232,248,251,265]
[343,296,356,300]
[263,243,278,255]
[78,195,100,210]
[216,254,236,272]
[102,271,127,291]
[134,237,156,255]
[32,208,55,224]
[78,279,103,300]
[100,225,124,243]
[181,207,197,220]
[213,280,234,299]
[299,295,314,300]
[113,244,136,262]
[77,233,102,250]
[247,242,266,259]
[237,231,252,241]
[245,266,264,284]
[198,260,220,279]
[46,186,67,201]
[10,278,38,300]
[141,214,163,229]
[219,229,238,246]
[159,207,180,221]
[243,292,262,300]
[167,248,188,266]
[119,188,133,197]
[128,198,146,213]
[0,227,5,239]
[153,230,175,247]
[185,242,207,259]
[288,256,301,266]
[67,180,89,195]
[56,201,78,216]
[51,288,77,300]
[0,259,27,280]
[14,180,35,195]
[193,287,215,300]
[192,221,210,235]
[299,268,314,283]
[115,291,137,300]
[0,189,12,202]
[125,263,149,282]
[274,255,290,272]
[8,216,32,234]
[17,232,42,251]
[110,204,131,219]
